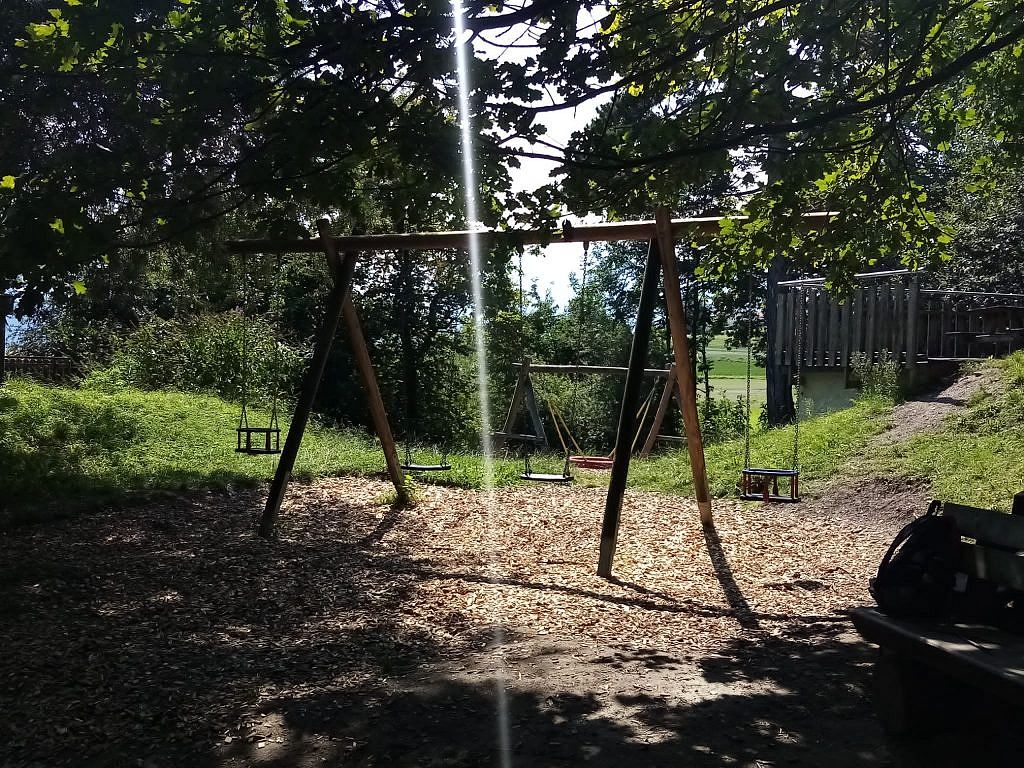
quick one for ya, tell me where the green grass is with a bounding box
[0,379,388,525]
[703,335,766,406]
[606,396,894,496]
[860,352,1024,511]
[8,351,1015,525]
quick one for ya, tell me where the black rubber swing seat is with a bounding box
[236,426,281,455]
[520,471,573,483]
[739,467,800,503]
[401,462,453,473]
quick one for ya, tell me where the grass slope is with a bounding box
[866,352,1024,511]
[0,380,385,525]
[1,377,896,525]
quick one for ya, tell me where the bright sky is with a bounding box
[477,8,609,309]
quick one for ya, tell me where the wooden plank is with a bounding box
[879,282,892,357]
[893,281,905,361]
[945,502,1024,550]
[598,236,663,577]
[224,212,838,255]
[828,291,841,366]
[852,608,1024,703]
[852,287,864,363]
[653,207,712,524]
[960,543,1024,591]
[640,365,677,457]
[784,290,796,366]
[840,298,852,369]
[941,297,952,358]
[804,290,817,367]
[864,285,877,363]
[816,289,828,366]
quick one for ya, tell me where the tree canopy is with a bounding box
[3,0,1024,304]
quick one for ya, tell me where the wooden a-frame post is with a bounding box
[655,206,713,524]
[598,237,663,576]
[258,220,407,538]
[639,364,681,458]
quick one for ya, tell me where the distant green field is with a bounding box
[704,335,765,404]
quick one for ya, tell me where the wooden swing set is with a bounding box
[225,207,832,576]
[497,359,690,473]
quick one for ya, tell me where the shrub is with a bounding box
[701,394,749,445]
[850,349,903,402]
[83,312,307,406]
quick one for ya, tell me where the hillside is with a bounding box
[2,353,1020,526]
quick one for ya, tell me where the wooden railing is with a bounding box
[774,274,1024,369]
[2,356,76,382]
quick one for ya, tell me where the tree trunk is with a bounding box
[765,255,795,425]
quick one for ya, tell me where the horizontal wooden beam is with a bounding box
[513,363,673,377]
[225,212,837,255]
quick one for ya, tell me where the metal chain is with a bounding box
[743,272,754,469]
[567,241,590,455]
[518,246,525,361]
[268,252,283,424]
[239,251,249,423]
[792,288,804,471]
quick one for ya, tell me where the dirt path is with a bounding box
[870,368,997,446]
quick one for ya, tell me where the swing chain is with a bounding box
[792,287,804,471]
[566,240,590,455]
[743,272,754,470]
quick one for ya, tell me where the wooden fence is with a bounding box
[774,273,1024,370]
[2,356,77,382]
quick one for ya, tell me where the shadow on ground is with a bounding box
[1,486,1021,768]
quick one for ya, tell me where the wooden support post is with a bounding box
[502,357,532,434]
[598,237,662,577]
[259,224,356,538]
[640,364,677,457]
[655,207,712,524]
[522,377,547,447]
[341,298,408,504]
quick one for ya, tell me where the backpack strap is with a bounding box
[876,500,943,580]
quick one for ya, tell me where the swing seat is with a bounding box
[740,468,800,503]
[520,471,573,483]
[401,462,452,473]
[569,455,614,470]
[236,426,281,455]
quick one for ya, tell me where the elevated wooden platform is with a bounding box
[774,272,1024,373]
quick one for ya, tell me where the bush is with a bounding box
[850,349,903,402]
[701,394,749,445]
[83,312,307,406]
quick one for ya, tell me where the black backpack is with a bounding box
[870,500,962,619]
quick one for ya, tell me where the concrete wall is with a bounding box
[799,369,859,415]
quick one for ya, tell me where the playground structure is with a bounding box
[496,359,689,468]
[226,208,834,576]
[774,271,1024,408]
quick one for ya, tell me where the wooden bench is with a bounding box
[852,501,1024,735]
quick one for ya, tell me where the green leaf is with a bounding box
[71,279,86,295]
[1,175,15,189]
[50,218,65,234]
